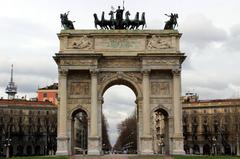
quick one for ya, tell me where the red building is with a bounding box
[37,83,58,106]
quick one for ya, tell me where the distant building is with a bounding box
[37,83,58,105]
[0,99,57,157]
[182,93,240,155]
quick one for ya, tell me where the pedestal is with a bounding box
[140,136,154,154]
[56,136,69,155]
[88,136,101,155]
[172,136,185,155]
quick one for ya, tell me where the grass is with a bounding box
[3,156,68,159]
[174,155,240,159]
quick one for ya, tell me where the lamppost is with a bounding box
[159,136,165,155]
[212,137,217,155]
[4,138,11,158]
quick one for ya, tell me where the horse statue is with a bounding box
[129,12,139,30]
[123,11,131,29]
[101,12,110,29]
[138,12,146,30]
[93,7,147,30]
[60,11,75,29]
[164,13,178,30]
[93,13,103,29]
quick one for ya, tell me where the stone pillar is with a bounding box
[56,69,69,155]
[141,69,153,154]
[88,69,100,155]
[172,68,185,155]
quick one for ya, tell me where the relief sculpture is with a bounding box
[70,82,89,96]
[147,35,172,49]
[151,82,170,96]
[70,35,93,49]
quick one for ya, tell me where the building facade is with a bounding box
[0,99,57,157]
[182,94,240,155]
[37,83,58,105]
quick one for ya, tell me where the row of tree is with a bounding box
[114,112,137,153]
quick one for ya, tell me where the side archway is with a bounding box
[69,108,88,155]
[152,106,170,154]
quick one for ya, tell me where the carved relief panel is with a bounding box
[70,82,90,96]
[151,82,171,97]
[147,35,172,50]
[68,36,93,50]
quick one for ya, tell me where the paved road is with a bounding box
[70,154,173,159]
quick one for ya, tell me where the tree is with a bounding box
[102,114,111,152]
[114,111,137,153]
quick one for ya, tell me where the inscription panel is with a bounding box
[95,37,145,51]
[60,59,95,66]
[143,57,179,66]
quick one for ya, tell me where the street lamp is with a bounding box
[4,138,11,158]
[212,137,217,155]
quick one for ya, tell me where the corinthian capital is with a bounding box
[141,68,151,76]
[90,68,99,76]
[59,68,68,77]
[172,68,181,76]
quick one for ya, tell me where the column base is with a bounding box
[140,136,154,155]
[88,136,101,155]
[171,136,185,155]
[56,136,69,156]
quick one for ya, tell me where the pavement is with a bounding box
[70,154,173,159]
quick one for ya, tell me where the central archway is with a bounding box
[102,85,137,154]
[100,77,142,154]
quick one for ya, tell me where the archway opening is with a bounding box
[71,109,88,155]
[153,108,169,154]
[102,84,137,154]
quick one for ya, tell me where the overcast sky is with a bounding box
[0,0,240,145]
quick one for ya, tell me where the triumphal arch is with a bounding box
[54,29,186,155]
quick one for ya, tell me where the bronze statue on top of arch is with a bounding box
[60,9,178,30]
[93,5,146,30]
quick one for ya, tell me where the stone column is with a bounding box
[88,69,100,155]
[56,69,69,155]
[141,69,153,154]
[172,68,185,155]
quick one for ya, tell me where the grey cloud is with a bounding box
[221,23,240,52]
[180,14,228,48]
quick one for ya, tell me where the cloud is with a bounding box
[180,14,228,49]
[221,23,240,52]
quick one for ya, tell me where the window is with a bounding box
[224,108,228,113]
[43,93,47,98]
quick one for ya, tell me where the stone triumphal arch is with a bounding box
[54,30,186,155]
